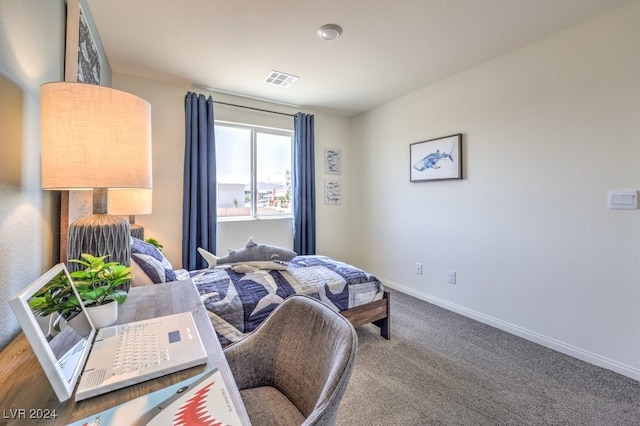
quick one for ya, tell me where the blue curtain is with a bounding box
[183,92,216,270]
[293,112,316,255]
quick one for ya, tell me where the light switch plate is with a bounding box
[608,190,638,210]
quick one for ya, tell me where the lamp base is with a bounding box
[67,214,131,279]
[130,223,144,240]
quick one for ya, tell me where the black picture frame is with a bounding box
[410,133,462,182]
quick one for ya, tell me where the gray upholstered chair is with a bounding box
[223,295,358,426]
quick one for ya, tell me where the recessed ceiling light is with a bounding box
[263,70,298,88]
[317,24,342,41]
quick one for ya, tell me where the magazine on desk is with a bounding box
[68,368,243,426]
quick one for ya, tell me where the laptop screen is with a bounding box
[9,263,95,402]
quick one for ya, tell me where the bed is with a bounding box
[130,238,390,346]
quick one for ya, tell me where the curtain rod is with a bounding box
[212,100,296,117]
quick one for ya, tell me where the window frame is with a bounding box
[215,120,294,221]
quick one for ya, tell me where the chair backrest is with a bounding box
[226,295,358,425]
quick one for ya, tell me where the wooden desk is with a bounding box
[0,280,250,425]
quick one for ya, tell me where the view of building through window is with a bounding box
[215,123,292,218]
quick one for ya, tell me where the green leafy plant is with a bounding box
[28,270,82,320]
[69,254,132,306]
[26,255,132,332]
[145,237,164,252]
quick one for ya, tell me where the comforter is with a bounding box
[175,255,384,346]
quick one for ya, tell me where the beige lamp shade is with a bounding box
[40,82,152,190]
[108,188,152,240]
[108,188,153,216]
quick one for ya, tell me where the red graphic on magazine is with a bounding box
[174,381,225,426]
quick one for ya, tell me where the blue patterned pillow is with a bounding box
[130,237,177,284]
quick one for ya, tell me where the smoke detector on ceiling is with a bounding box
[317,24,342,41]
[263,70,299,88]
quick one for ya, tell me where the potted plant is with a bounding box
[28,270,83,335]
[68,253,133,328]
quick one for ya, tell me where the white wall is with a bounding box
[112,75,353,268]
[351,2,640,380]
[0,0,64,350]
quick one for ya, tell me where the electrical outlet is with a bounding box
[447,270,456,284]
[416,262,423,275]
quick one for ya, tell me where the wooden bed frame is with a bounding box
[340,291,391,340]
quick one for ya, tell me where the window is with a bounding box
[215,122,293,219]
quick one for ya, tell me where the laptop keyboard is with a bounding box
[112,320,170,375]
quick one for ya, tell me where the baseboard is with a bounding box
[381,278,640,382]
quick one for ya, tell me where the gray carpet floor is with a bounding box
[336,290,640,425]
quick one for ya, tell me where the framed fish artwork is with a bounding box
[410,133,462,182]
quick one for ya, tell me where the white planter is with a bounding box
[85,301,118,329]
[66,311,92,336]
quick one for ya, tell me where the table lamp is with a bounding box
[108,188,153,239]
[41,82,152,271]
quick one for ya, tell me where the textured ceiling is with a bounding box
[86,0,631,117]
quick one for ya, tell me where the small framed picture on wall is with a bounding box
[324,148,341,175]
[324,180,341,205]
[410,133,462,182]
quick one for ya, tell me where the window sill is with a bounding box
[217,215,293,223]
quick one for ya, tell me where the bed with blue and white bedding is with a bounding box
[174,256,390,346]
[129,238,390,346]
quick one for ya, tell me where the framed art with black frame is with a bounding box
[410,133,462,182]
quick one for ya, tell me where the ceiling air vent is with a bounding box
[263,71,298,88]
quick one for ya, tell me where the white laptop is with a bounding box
[9,263,208,402]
